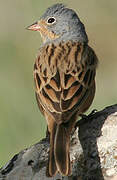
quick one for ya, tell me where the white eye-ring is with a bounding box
[47,17,56,24]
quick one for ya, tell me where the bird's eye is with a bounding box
[47,17,56,24]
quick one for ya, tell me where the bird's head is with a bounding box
[27,4,88,44]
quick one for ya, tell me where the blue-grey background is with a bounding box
[0,0,117,166]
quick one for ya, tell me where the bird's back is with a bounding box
[34,40,98,124]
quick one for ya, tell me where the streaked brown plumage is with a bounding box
[27,4,98,177]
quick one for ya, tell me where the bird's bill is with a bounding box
[26,21,41,31]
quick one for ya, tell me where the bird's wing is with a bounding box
[34,41,98,122]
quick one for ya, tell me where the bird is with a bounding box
[27,3,98,177]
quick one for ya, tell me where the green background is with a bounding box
[0,0,117,167]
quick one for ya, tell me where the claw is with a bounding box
[89,109,97,116]
[75,109,98,128]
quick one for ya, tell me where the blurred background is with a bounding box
[0,0,117,167]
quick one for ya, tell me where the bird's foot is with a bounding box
[80,109,97,119]
[75,109,97,128]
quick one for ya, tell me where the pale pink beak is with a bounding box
[26,21,41,31]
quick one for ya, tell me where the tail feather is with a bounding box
[46,123,57,177]
[54,124,71,176]
[46,123,71,177]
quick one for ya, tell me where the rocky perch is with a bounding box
[0,104,117,180]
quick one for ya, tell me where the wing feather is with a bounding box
[34,41,98,122]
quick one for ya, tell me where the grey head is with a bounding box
[27,4,88,44]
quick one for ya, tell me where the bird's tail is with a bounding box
[46,123,71,177]
[46,123,57,177]
[55,123,71,176]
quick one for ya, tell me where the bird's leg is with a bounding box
[46,126,50,140]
